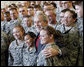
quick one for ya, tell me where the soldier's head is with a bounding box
[34,5,42,14]
[34,11,48,33]
[64,9,77,26]
[21,1,29,7]
[40,26,56,44]
[74,1,83,18]
[27,6,34,16]
[24,31,36,47]
[30,1,35,6]
[19,6,27,17]
[1,12,4,21]
[13,25,25,40]
[10,8,18,20]
[36,1,41,5]
[43,3,54,13]
[61,1,72,9]
[45,10,56,24]
[4,11,11,22]
[23,15,32,27]
[60,9,69,24]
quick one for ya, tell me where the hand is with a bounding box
[43,47,59,58]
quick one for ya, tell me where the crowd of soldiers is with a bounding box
[1,1,83,66]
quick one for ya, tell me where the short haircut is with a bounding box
[34,11,48,23]
[50,2,57,8]
[61,8,70,13]
[27,6,33,9]
[10,8,18,12]
[25,31,36,39]
[65,9,77,19]
[74,1,83,7]
[34,5,41,8]
[4,11,10,15]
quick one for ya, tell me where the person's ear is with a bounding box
[50,34,54,39]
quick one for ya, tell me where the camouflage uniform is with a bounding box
[48,22,58,30]
[22,24,38,35]
[1,31,9,66]
[8,40,24,66]
[4,19,21,43]
[1,21,6,31]
[37,42,62,66]
[23,44,37,66]
[76,18,83,66]
[56,24,81,66]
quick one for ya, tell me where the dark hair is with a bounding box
[25,31,36,39]
[65,9,77,19]
[23,15,31,18]
[4,11,10,15]
[50,2,57,8]
[61,8,70,13]
[74,1,83,7]
[10,8,18,12]
[27,6,33,9]
[41,26,63,40]
[34,5,41,8]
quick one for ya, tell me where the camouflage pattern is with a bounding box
[1,31,9,66]
[4,19,21,43]
[37,42,62,66]
[22,24,38,35]
[23,44,37,66]
[56,24,82,66]
[48,22,58,29]
[8,40,24,66]
[1,21,6,31]
[76,18,83,66]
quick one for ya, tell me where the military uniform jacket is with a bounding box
[23,45,37,66]
[8,40,24,66]
[1,31,9,66]
[56,24,80,66]
[37,43,62,66]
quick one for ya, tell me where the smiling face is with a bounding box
[61,1,71,9]
[64,11,76,26]
[10,9,18,20]
[19,7,27,17]
[13,27,24,40]
[75,5,83,18]
[24,35,33,47]
[40,30,50,44]
[45,11,56,24]
[23,17,32,27]
[34,15,48,33]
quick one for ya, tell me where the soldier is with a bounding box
[45,10,58,29]
[1,12,6,31]
[18,6,28,21]
[56,9,81,66]
[4,11,15,44]
[61,1,75,10]
[27,6,34,25]
[23,32,37,66]
[22,15,37,35]
[74,1,83,66]
[8,25,25,66]
[34,11,61,60]
[37,26,62,66]
[1,31,9,66]
[9,8,22,34]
